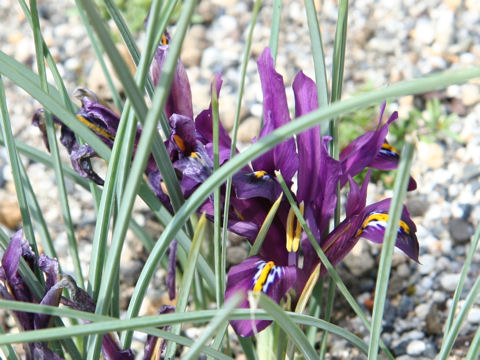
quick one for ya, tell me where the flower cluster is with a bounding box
[31,35,419,341]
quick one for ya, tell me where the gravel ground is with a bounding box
[1,0,480,358]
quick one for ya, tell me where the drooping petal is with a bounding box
[34,283,62,331]
[75,89,121,146]
[339,105,397,186]
[34,255,61,330]
[225,256,297,337]
[198,199,260,241]
[57,275,96,313]
[369,141,418,191]
[68,143,104,185]
[252,48,298,183]
[357,198,419,262]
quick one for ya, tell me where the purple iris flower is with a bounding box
[32,30,196,211]
[0,230,134,359]
[339,103,417,191]
[223,48,419,337]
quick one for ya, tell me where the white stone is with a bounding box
[418,254,436,275]
[343,241,375,276]
[406,340,426,356]
[440,273,461,292]
[415,303,431,320]
[467,308,480,324]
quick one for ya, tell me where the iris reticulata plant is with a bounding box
[1,0,480,359]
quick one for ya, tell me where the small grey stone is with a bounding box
[392,340,408,356]
[343,241,375,276]
[406,340,426,356]
[462,164,480,181]
[226,246,247,265]
[406,197,429,217]
[397,296,415,318]
[423,339,438,358]
[448,218,474,243]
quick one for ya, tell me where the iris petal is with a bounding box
[252,48,298,183]
[226,256,297,337]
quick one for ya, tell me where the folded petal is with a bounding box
[169,114,197,156]
[1,230,33,305]
[226,256,297,337]
[150,33,193,119]
[75,89,121,146]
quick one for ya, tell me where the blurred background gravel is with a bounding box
[1,0,480,358]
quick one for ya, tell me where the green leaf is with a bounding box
[367,141,415,359]
[257,293,318,359]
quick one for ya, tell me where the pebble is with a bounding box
[343,241,375,276]
[467,307,480,324]
[226,246,247,265]
[0,191,22,229]
[414,303,431,320]
[426,303,443,335]
[440,273,461,292]
[406,340,426,356]
[237,117,260,143]
[448,217,474,243]
[406,197,429,217]
[418,254,436,275]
